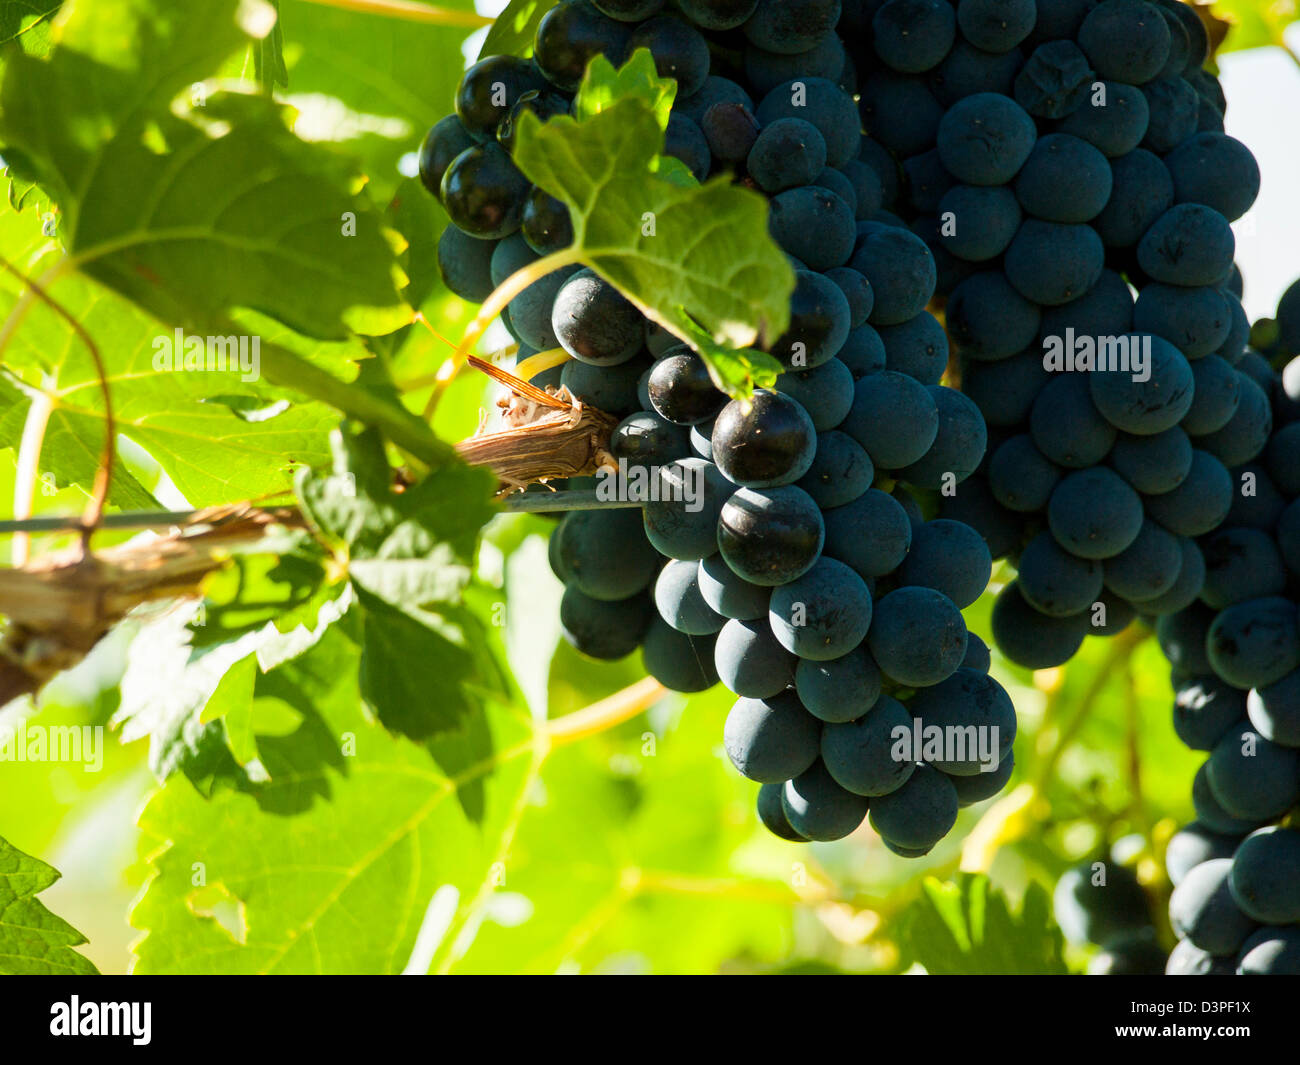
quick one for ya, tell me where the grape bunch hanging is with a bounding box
[1154,296,1300,976]
[419,0,1016,856]
[843,0,1266,672]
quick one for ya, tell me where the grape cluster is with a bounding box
[1054,858,1166,974]
[1154,335,1300,976]
[839,0,1265,670]
[419,0,1020,855]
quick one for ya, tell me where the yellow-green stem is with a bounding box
[425,248,584,418]
[11,388,52,566]
[298,0,493,27]
[546,676,667,747]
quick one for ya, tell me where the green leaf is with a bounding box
[112,529,346,789]
[129,641,805,974]
[296,422,503,739]
[0,380,157,510]
[478,0,556,59]
[0,0,410,341]
[274,0,479,204]
[674,314,785,399]
[251,0,286,90]
[197,654,264,774]
[0,834,98,974]
[388,177,444,314]
[366,177,448,360]
[512,54,794,401]
[574,49,676,130]
[0,0,61,60]
[130,628,541,974]
[188,529,337,655]
[352,587,501,738]
[1211,0,1300,55]
[0,232,338,507]
[899,873,1068,975]
[115,610,267,792]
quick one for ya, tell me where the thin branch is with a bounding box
[0,490,640,535]
[1123,654,1149,840]
[1031,625,1149,794]
[0,255,70,367]
[396,339,520,394]
[297,0,494,28]
[514,347,571,382]
[546,677,668,748]
[0,255,115,542]
[501,490,639,514]
[0,508,271,534]
[423,248,584,418]
[632,869,834,907]
[10,389,52,566]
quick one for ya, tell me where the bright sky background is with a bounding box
[1220,30,1300,321]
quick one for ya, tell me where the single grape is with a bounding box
[820,694,917,797]
[795,645,884,723]
[724,690,821,783]
[867,764,960,854]
[867,586,968,687]
[419,116,475,197]
[1228,827,1300,924]
[1169,858,1258,957]
[642,620,719,692]
[560,587,653,660]
[714,617,796,698]
[992,582,1090,669]
[643,457,732,560]
[822,489,914,579]
[769,557,874,661]
[782,760,872,842]
[717,484,825,586]
[908,668,1016,776]
[711,391,817,488]
[441,142,531,238]
[1054,861,1151,947]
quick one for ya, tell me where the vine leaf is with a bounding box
[478,0,557,59]
[296,422,505,739]
[898,873,1068,976]
[1205,0,1299,56]
[130,652,803,975]
[0,0,60,63]
[0,0,410,341]
[512,51,794,400]
[130,628,541,975]
[0,210,339,506]
[0,834,99,975]
[249,0,287,90]
[271,0,480,204]
[112,529,345,790]
[573,48,678,129]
